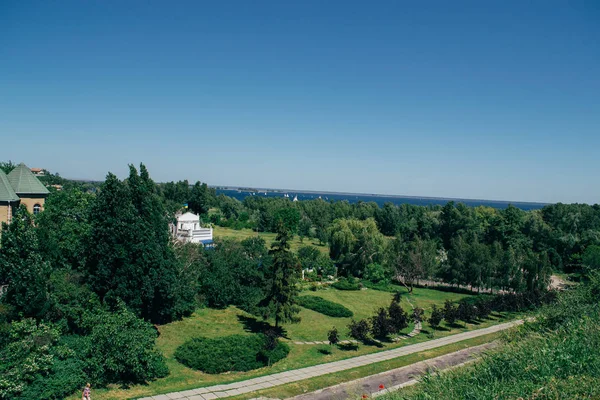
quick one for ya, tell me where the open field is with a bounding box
[69,287,519,400]
[213,226,330,254]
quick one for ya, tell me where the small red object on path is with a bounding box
[379,384,385,390]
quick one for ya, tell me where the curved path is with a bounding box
[139,319,523,400]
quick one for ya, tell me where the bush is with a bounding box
[332,277,361,291]
[371,307,393,339]
[443,300,458,325]
[175,334,290,374]
[328,327,339,345]
[364,263,389,283]
[388,301,409,332]
[348,319,371,342]
[429,305,443,329]
[81,303,169,385]
[296,296,354,317]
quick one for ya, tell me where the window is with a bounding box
[33,204,41,215]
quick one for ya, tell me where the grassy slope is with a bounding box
[213,226,330,254]
[72,287,519,400]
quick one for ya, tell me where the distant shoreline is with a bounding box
[213,186,550,207]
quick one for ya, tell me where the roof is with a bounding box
[0,169,20,202]
[30,168,43,173]
[177,211,200,222]
[7,163,49,195]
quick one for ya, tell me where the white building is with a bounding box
[172,212,213,245]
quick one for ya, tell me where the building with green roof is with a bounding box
[0,163,49,224]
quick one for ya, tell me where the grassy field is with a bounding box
[213,226,330,254]
[70,287,518,400]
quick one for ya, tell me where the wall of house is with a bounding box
[0,204,8,225]
[18,196,46,214]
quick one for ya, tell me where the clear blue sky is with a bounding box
[1,1,599,204]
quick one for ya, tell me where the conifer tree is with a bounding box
[0,206,51,319]
[260,224,301,328]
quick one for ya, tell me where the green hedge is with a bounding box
[332,277,361,291]
[297,296,354,318]
[174,334,289,374]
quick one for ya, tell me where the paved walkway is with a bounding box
[139,320,523,400]
[288,341,498,400]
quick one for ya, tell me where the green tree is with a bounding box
[0,206,51,319]
[328,218,385,277]
[388,300,408,333]
[85,165,196,323]
[36,188,92,270]
[443,300,458,325]
[582,245,600,271]
[371,307,393,339]
[328,326,339,346]
[260,226,301,328]
[189,181,215,215]
[428,305,443,330]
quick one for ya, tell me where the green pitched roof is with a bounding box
[7,163,49,195]
[0,169,20,202]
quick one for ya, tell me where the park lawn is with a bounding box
[213,226,329,254]
[69,288,516,400]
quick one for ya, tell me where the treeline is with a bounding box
[160,183,600,292]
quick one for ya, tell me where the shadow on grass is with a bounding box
[236,315,289,339]
[364,339,385,348]
[431,325,451,332]
[337,343,359,351]
[317,347,332,355]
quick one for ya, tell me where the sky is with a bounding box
[1,1,599,204]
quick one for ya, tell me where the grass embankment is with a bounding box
[380,276,600,399]
[213,226,329,254]
[72,287,519,400]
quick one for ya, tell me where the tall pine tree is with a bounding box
[260,224,301,328]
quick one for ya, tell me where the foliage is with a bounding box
[390,236,438,291]
[428,305,443,329]
[0,161,16,174]
[332,277,361,290]
[296,296,353,318]
[370,307,394,339]
[328,218,386,277]
[582,245,600,271]
[85,165,196,323]
[380,273,600,400]
[442,300,458,325]
[200,238,267,312]
[0,206,51,320]
[0,319,78,400]
[411,307,424,323]
[364,263,389,284]
[81,302,168,385]
[388,300,409,333]
[260,226,302,327]
[174,334,289,374]
[297,245,336,277]
[347,319,371,342]
[328,327,339,345]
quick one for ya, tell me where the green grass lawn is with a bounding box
[70,287,517,400]
[213,226,330,254]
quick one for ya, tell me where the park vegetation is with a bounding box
[296,295,354,318]
[1,160,599,398]
[381,272,600,399]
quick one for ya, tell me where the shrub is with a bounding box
[388,301,409,333]
[328,327,340,345]
[175,334,289,374]
[348,319,370,342]
[429,305,443,329]
[443,300,458,325]
[371,307,394,339]
[412,307,425,323]
[82,304,169,385]
[332,277,361,291]
[364,263,389,283]
[296,296,354,318]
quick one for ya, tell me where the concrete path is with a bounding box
[139,320,522,400]
[287,342,498,400]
